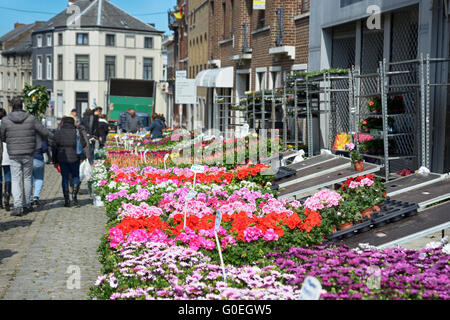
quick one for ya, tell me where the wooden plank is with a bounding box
[278,158,351,188]
[386,173,443,196]
[278,163,380,200]
[286,153,336,171]
[391,180,450,207]
[337,202,450,248]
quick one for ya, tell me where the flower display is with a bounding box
[88,132,448,301]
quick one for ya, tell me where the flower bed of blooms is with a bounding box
[104,130,282,170]
[89,150,449,300]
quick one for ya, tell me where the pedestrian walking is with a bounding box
[52,116,86,208]
[98,114,110,149]
[0,108,8,211]
[30,139,48,207]
[149,114,164,139]
[0,97,51,216]
[81,107,100,163]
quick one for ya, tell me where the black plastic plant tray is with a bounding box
[274,167,297,182]
[325,198,419,242]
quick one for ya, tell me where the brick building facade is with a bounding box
[169,0,311,128]
[208,0,310,102]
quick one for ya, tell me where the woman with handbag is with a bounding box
[52,116,86,207]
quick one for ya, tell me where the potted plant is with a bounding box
[337,199,361,230]
[367,96,382,113]
[346,143,364,171]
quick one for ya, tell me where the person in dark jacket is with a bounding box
[81,108,100,164]
[98,114,109,149]
[1,97,50,216]
[52,116,86,207]
[119,109,132,133]
[149,114,164,139]
[125,109,143,134]
[30,140,48,207]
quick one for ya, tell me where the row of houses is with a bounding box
[166,0,450,174]
[166,0,310,128]
[0,0,166,124]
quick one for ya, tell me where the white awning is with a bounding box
[195,67,234,88]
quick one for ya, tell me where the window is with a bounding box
[144,37,153,49]
[58,33,63,46]
[14,73,17,90]
[143,58,153,80]
[21,72,24,88]
[37,35,42,47]
[7,73,10,90]
[37,56,43,80]
[75,55,89,80]
[46,56,52,80]
[13,56,16,65]
[76,33,89,45]
[256,71,266,91]
[105,56,116,80]
[21,56,25,64]
[256,10,265,29]
[58,55,63,80]
[7,57,10,65]
[106,34,115,46]
[270,70,281,89]
[47,34,52,47]
[0,72,2,90]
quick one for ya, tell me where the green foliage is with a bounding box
[22,84,50,120]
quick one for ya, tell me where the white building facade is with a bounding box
[32,0,165,120]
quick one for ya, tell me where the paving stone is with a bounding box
[0,165,106,300]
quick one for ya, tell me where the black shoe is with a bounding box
[23,206,33,215]
[4,182,11,212]
[33,197,42,207]
[11,208,23,217]
[72,184,81,207]
[63,189,71,207]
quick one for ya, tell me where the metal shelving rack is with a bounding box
[353,58,427,181]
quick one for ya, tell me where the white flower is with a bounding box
[108,276,119,288]
[442,244,450,254]
[425,241,442,249]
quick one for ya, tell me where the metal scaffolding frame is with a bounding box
[352,56,435,181]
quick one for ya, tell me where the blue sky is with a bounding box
[0,0,176,36]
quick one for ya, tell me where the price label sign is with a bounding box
[214,209,222,233]
[191,164,205,174]
[299,276,322,300]
[164,153,170,161]
[185,190,197,201]
[241,124,249,137]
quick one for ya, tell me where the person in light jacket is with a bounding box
[0,108,8,210]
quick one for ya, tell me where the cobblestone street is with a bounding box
[0,165,106,300]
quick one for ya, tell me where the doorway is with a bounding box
[75,92,89,115]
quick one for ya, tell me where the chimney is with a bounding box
[14,23,25,29]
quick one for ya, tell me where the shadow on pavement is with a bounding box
[0,219,33,232]
[0,250,18,264]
